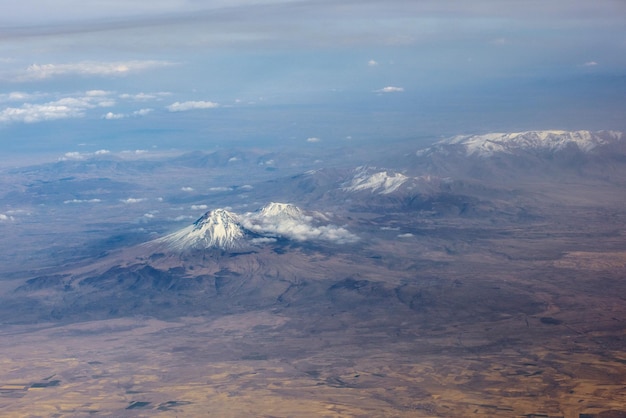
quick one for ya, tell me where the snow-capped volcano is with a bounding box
[418,130,623,158]
[242,202,358,244]
[258,202,305,220]
[156,202,358,251]
[158,208,246,250]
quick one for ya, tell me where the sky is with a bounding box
[1,0,625,153]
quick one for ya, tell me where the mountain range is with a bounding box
[5,129,625,321]
[418,129,624,157]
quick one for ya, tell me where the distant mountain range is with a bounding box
[417,130,624,158]
[165,130,626,241]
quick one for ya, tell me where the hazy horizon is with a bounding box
[1,0,625,156]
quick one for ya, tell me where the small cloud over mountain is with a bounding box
[242,203,358,244]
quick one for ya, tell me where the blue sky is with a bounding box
[1,0,625,153]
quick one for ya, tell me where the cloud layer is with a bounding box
[240,204,358,244]
[0,88,166,124]
[0,93,114,123]
[16,60,174,81]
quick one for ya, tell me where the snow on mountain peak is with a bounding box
[421,130,623,157]
[344,168,409,194]
[259,202,304,220]
[159,208,246,250]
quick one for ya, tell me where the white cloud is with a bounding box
[64,199,102,204]
[120,92,171,101]
[0,91,116,124]
[208,186,232,192]
[173,215,194,222]
[120,198,146,204]
[16,60,175,81]
[85,89,111,97]
[368,59,379,66]
[375,86,404,93]
[103,108,153,119]
[61,151,85,160]
[0,213,15,221]
[166,101,220,112]
[181,186,194,192]
[583,61,598,67]
[398,233,414,238]
[241,208,358,244]
[121,149,148,155]
[1,101,84,123]
[306,137,321,143]
[104,112,125,120]
[133,108,153,116]
[255,219,357,244]
[191,204,208,210]
[0,91,43,102]
[59,149,111,160]
[251,237,278,245]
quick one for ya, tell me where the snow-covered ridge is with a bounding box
[156,202,358,250]
[419,130,623,157]
[343,167,444,195]
[345,169,409,194]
